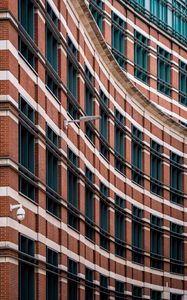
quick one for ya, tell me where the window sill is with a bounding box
[19,191,38,205]
[18,52,37,76]
[46,209,61,221]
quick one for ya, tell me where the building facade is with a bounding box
[0,0,187,299]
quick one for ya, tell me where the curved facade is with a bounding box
[0,0,186,300]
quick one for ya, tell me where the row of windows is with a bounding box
[19,235,183,300]
[90,2,187,102]
[19,95,184,210]
[90,0,187,47]
[132,0,187,44]
[18,100,184,272]
[18,103,184,273]
[18,0,187,115]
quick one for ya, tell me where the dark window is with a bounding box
[100,90,109,160]
[150,140,163,196]
[132,126,143,186]
[46,2,58,26]
[46,150,58,192]
[157,47,171,96]
[67,61,77,99]
[46,248,58,300]
[46,72,58,98]
[132,206,143,264]
[67,38,78,118]
[85,84,95,143]
[68,150,79,230]
[179,60,187,106]
[18,0,34,39]
[150,215,163,269]
[134,31,149,83]
[19,235,35,300]
[46,27,58,71]
[100,275,108,300]
[47,125,58,146]
[85,268,94,300]
[170,294,182,300]
[115,195,125,257]
[89,0,103,31]
[132,285,142,299]
[19,97,35,201]
[46,126,60,218]
[68,259,78,300]
[170,222,184,274]
[19,38,35,68]
[100,183,109,250]
[85,184,94,241]
[115,110,125,173]
[112,12,125,68]
[170,152,183,205]
[151,290,162,300]
[115,281,124,300]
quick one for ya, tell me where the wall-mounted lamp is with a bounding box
[64,115,101,129]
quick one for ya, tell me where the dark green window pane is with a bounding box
[19,0,34,39]
[157,47,171,96]
[134,31,149,83]
[46,150,58,192]
[46,27,58,71]
[89,0,103,31]
[112,12,125,68]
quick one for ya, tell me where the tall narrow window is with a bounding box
[68,259,78,300]
[157,47,171,96]
[19,38,35,68]
[132,206,143,264]
[112,12,125,68]
[172,1,187,38]
[46,125,60,218]
[100,90,109,160]
[85,268,94,300]
[47,2,58,27]
[100,275,108,300]
[134,31,149,83]
[46,248,58,300]
[151,290,162,300]
[179,60,187,106]
[115,110,125,173]
[89,0,103,31]
[67,38,79,119]
[150,140,163,196]
[18,0,34,39]
[85,66,95,143]
[170,223,184,274]
[19,235,35,300]
[100,183,109,250]
[150,215,163,270]
[170,294,182,300]
[132,286,142,299]
[170,152,183,205]
[85,167,95,241]
[115,195,125,257]
[115,281,124,300]
[68,149,79,230]
[19,97,36,201]
[46,27,58,71]
[132,126,143,186]
[150,0,168,26]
